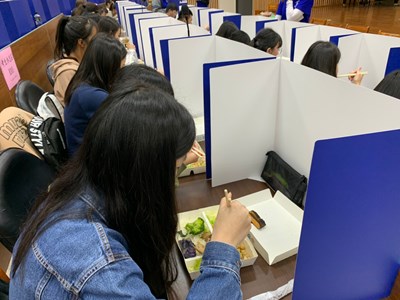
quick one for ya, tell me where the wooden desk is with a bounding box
[170,174,295,299]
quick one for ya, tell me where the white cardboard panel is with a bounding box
[131,13,165,59]
[198,8,223,28]
[168,35,216,117]
[275,59,400,178]
[123,6,149,43]
[119,1,142,31]
[291,25,319,63]
[240,15,271,39]
[139,18,180,65]
[209,59,279,186]
[153,25,209,70]
[210,12,240,35]
[336,33,363,83]
[189,7,207,26]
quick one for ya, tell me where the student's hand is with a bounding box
[348,67,364,85]
[125,42,136,50]
[211,193,251,248]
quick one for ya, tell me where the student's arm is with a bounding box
[285,0,304,22]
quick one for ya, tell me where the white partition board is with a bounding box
[139,17,181,65]
[189,7,207,26]
[164,35,272,117]
[123,7,149,44]
[198,8,223,28]
[207,58,400,186]
[210,12,240,35]
[336,33,364,84]
[208,59,279,186]
[265,21,315,60]
[152,24,209,69]
[130,12,165,59]
[240,15,271,39]
[119,1,142,31]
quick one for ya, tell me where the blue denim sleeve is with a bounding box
[187,241,242,300]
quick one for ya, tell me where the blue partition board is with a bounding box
[223,14,241,31]
[41,0,60,18]
[138,16,168,63]
[57,0,71,16]
[0,12,11,49]
[255,19,277,35]
[385,47,400,76]
[0,0,35,41]
[122,7,144,34]
[203,57,275,178]
[329,33,356,46]
[293,130,400,300]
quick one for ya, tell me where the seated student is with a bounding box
[51,15,97,106]
[276,0,314,23]
[64,33,127,156]
[10,83,251,299]
[152,0,167,12]
[215,21,238,39]
[301,41,364,85]
[178,5,193,24]
[230,30,251,45]
[374,70,400,100]
[250,28,282,56]
[165,2,178,18]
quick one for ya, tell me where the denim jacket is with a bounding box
[10,190,243,299]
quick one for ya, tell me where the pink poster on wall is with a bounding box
[0,47,21,90]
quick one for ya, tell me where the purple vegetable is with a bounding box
[179,239,196,258]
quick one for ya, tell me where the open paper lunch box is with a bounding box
[176,189,304,279]
[176,206,258,280]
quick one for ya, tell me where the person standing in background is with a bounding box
[276,0,314,23]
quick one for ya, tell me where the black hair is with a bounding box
[178,4,193,21]
[301,41,341,77]
[84,12,102,24]
[165,2,178,12]
[54,15,97,59]
[12,85,196,297]
[374,70,400,100]
[112,64,174,96]
[215,21,238,38]
[230,30,251,45]
[98,16,120,36]
[64,33,127,105]
[250,28,282,53]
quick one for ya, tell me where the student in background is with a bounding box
[230,30,251,45]
[51,15,97,106]
[10,83,251,299]
[63,33,127,156]
[250,28,282,56]
[165,3,178,18]
[276,0,314,23]
[215,21,239,38]
[301,41,364,85]
[374,70,400,100]
[178,5,193,24]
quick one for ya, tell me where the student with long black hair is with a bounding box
[51,15,97,105]
[10,84,251,299]
[64,33,126,156]
[250,28,282,56]
[374,70,400,100]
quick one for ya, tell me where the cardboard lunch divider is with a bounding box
[239,16,276,40]
[116,1,141,32]
[121,5,148,44]
[139,17,181,64]
[198,8,222,28]
[203,57,400,298]
[209,12,241,35]
[127,12,165,59]
[189,7,207,26]
[160,35,271,117]
[149,24,209,69]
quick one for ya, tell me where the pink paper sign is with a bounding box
[0,47,21,90]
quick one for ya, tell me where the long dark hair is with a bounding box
[112,64,175,96]
[250,28,282,52]
[301,41,341,77]
[54,15,97,59]
[98,16,120,36]
[64,33,127,105]
[374,70,400,100]
[12,85,196,297]
[215,21,238,38]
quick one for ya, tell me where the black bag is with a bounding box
[261,151,307,207]
[28,115,68,171]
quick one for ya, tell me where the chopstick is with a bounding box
[337,71,368,78]
[224,189,232,207]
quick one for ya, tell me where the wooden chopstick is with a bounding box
[337,71,368,78]
[224,189,232,207]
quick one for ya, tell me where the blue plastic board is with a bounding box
[0,0,35,41]
[0,12,11,49]
[42,0,60,18]
[293,129,400,300]
[385,47,400,76]
[223,14,241,31]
